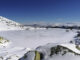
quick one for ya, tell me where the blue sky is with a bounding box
[0,0,80,24]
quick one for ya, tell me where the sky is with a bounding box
[0,0,80,24]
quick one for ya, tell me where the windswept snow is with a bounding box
[0,29,76,49]
[0,28,78,60]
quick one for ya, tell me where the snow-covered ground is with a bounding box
[0,29,76,49]
[0,28,78,60]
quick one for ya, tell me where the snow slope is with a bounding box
[0,16,32,31]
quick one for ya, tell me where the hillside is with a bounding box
[0,16,32,31]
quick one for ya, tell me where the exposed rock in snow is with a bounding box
[19,44,80,60]
[0,36,10,48]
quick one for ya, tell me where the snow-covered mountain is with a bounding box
[0,16,45,31]
[0,16,30,31]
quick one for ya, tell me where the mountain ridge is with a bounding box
[0,16,26,31]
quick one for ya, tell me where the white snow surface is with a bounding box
[0,29,76,49]
[0,28,77,60]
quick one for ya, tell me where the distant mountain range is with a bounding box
[24,22,80,29]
